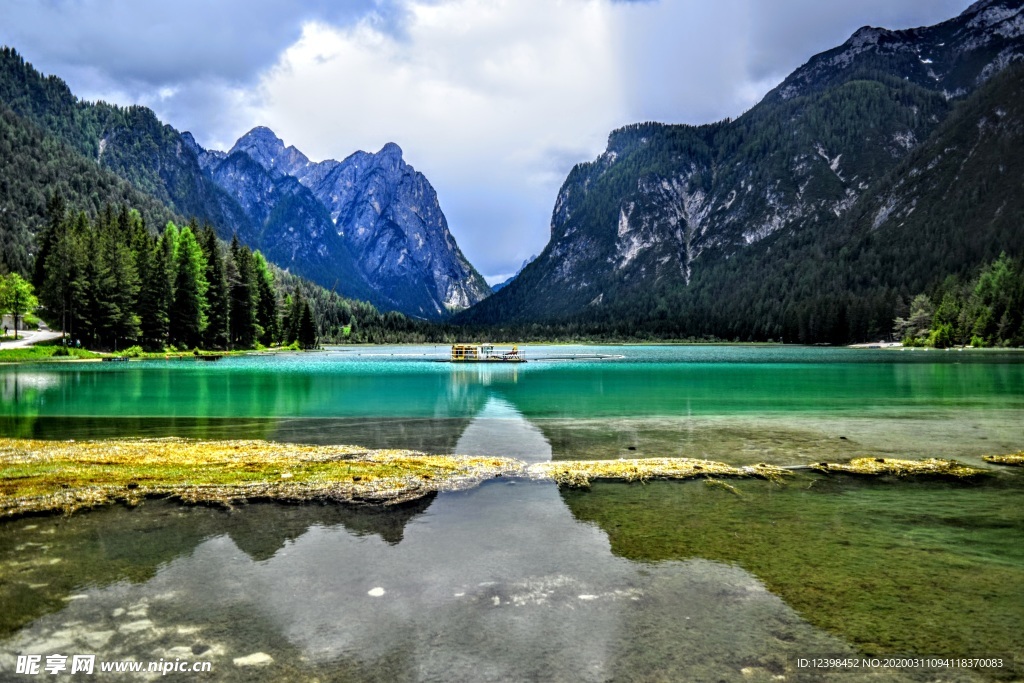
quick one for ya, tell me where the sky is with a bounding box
[1,0,974,284]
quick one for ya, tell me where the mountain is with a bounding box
[198,127,491,318]
[458,0,1024,343]
[0,47,383,308]
[178,130,380,306]
[0,48,488,320]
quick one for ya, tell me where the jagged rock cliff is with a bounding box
[202,127,490,319]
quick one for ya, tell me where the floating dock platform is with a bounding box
[448,344,526,363]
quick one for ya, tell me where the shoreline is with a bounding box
[4,339,1024,365]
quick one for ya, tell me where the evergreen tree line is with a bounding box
[32,199,319,351]
[895,253,1024,348]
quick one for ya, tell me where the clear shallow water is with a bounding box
[1,345,1022,681]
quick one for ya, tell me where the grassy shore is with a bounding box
[111,346,307,360]
[529,458,790,487]
[0,438,1004,519]
[809,456,987,478]
[0,346,99,363]
[0,344,309,364]
[0,438,522,517]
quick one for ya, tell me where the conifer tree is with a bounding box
[283,292,302,344]
[169,226,208,349]
[162,221,180,263]
[201,227,229,350]
[138,224,177,349]
[33,193,66,291]
[228,236,259,348]
[40,210,85,343]
[80,227,116,346]
[253,251,279,346]
[134,234,163,350]
[298,299,317,349]
[103,206,141,349]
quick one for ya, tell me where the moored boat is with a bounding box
[449,344,526,363]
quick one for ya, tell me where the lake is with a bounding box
[1,345,1022,681]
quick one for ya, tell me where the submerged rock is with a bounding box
[233,652,273,667]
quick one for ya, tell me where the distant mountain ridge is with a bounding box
[0,49,489,319]
[458,0,1024,343]
[770,0,1024,102]
[491,255,536,293]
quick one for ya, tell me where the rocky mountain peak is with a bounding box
[768,0,1024,103]
[197,126,490,318]
[369,142,407,174]
[292,137,491,316]
[845,26,891,48]
[180,130,225,171]
[231,126,283,157]
[229,126,309,177]
[377,141,403,158]
[180,131,201,154]
[963,0,1020,24]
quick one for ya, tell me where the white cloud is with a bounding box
[253,1,625,280]
[612,0,756,124]
[250,0,973,281]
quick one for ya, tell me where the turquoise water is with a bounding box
[1,345,1022,681]
[2,345,1022,462]
[4,345,1024,419]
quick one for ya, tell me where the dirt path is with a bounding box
[0,328,65,349]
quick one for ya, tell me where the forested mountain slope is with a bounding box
[0,47,488,319]
[0,99,180,276]
[459,0,1024,343]
[0,48,434,345]
[0,47,380,309]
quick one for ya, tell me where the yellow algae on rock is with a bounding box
[982,451,1024,467]
[0,437,523,518]
[528,457,789,488]
[809,457,986,478]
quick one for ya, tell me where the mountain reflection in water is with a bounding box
[0,478,870,682]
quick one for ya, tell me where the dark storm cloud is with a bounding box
[0,0,382,85]
[744,0,974,81]
[615,0,974,126]
[0,0,392,147]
